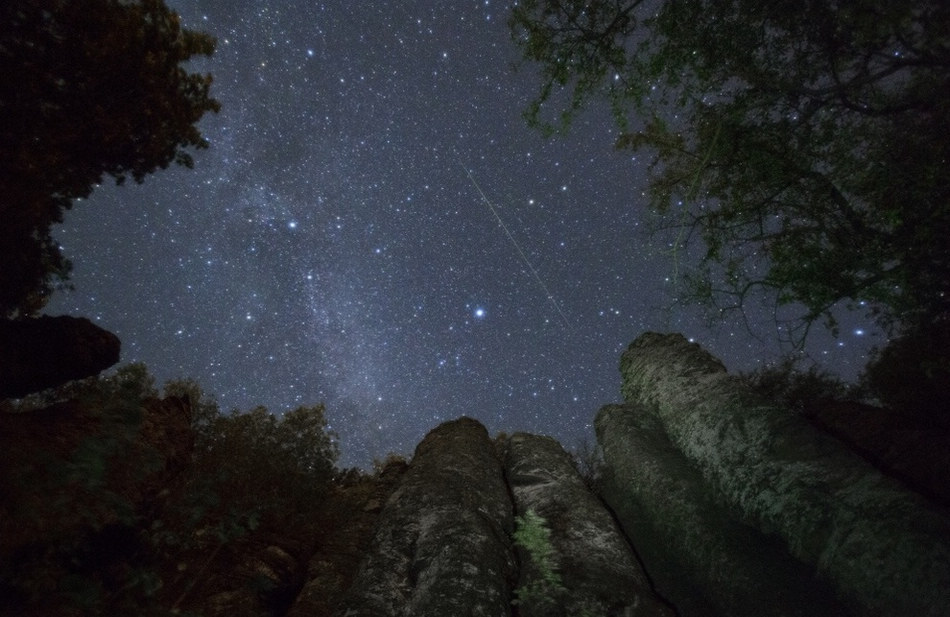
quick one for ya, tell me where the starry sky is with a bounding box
[45,1,877,467]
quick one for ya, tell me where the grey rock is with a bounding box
[338,417,516,617]
[618,332,950,617]
[503,432,675,617]
[596,404,849,617]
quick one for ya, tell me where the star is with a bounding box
[41,0,878,468]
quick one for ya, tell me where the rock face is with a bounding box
[6,330,949,617]
[597,404,847,617]
[502,432,674,617]
[0,315,121,398]
[338,419,676,617]
[605,332,950,617]
[338,417,517,616]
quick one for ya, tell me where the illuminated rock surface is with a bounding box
[613,332,950,617]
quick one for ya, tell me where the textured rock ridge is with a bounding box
[502,432,675,617]
[337,417,517,616]
[596,404,848,617]
[612,331,950,617]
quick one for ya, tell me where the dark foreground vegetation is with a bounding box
[0,365,384,616]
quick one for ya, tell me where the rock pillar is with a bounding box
[597,404,847,616]
[613,332,950,616]
[338,417,516,616]
[503,432,674,617]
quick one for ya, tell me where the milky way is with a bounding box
[45,1,877,466]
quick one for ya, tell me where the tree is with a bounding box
[186,403,339,528]
[510,0,950,343]
[0,0,220,317]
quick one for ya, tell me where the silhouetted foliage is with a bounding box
[510,1,950,344]
[862,322,950,428]
[0,364,172,615]
[739,358,865,415]
[0,0,220,316]
[1,365,340,616]
[188,403,339,529]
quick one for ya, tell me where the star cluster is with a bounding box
[46,1,876,467]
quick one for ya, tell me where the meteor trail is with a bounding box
[455,154,572,330]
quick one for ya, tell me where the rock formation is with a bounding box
[338,417,517,616]
[4,330,949,617]
[0,315,120,399]
[336,418,675,617]
[597,404,847,617]
[502,432,674,617]
[803,398,950,507]
[606,331,950,617]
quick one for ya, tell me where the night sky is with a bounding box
[45,1,877,467]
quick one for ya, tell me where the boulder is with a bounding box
[618,332,950,617]
[0,315,120,399]
[596,404,848,617]
[337,417,516,616]
[503,431,675,617]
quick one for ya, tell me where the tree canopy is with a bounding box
[0,0,220,317]
[510,0,950,343]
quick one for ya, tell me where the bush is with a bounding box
[738,357,864,414]
[2,365,341,615]
[512,509,565,614]
[861,322,950,428]
[0,364,172,616]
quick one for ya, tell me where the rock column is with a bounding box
[503,432,674,617]
[614,332,950,616]
[597,404,847,617]
[338,417,516,616]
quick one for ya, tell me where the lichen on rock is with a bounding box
[615,332,950,617]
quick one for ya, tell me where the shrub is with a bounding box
[738,357,864,414]
[512,509,565,614]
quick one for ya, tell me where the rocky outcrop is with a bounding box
[6,330,948,617]
[0,315,121,399]
[609,332,950,617]
[337,417,517,616]
[502,432,675,617]
[288,460,408,617]
[597,404,848,617]
[336,420,681,617]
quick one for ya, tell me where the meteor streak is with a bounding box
[455,154,572,330]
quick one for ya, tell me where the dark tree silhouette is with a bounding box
[510,0,950,344]
[0,0,220,317]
